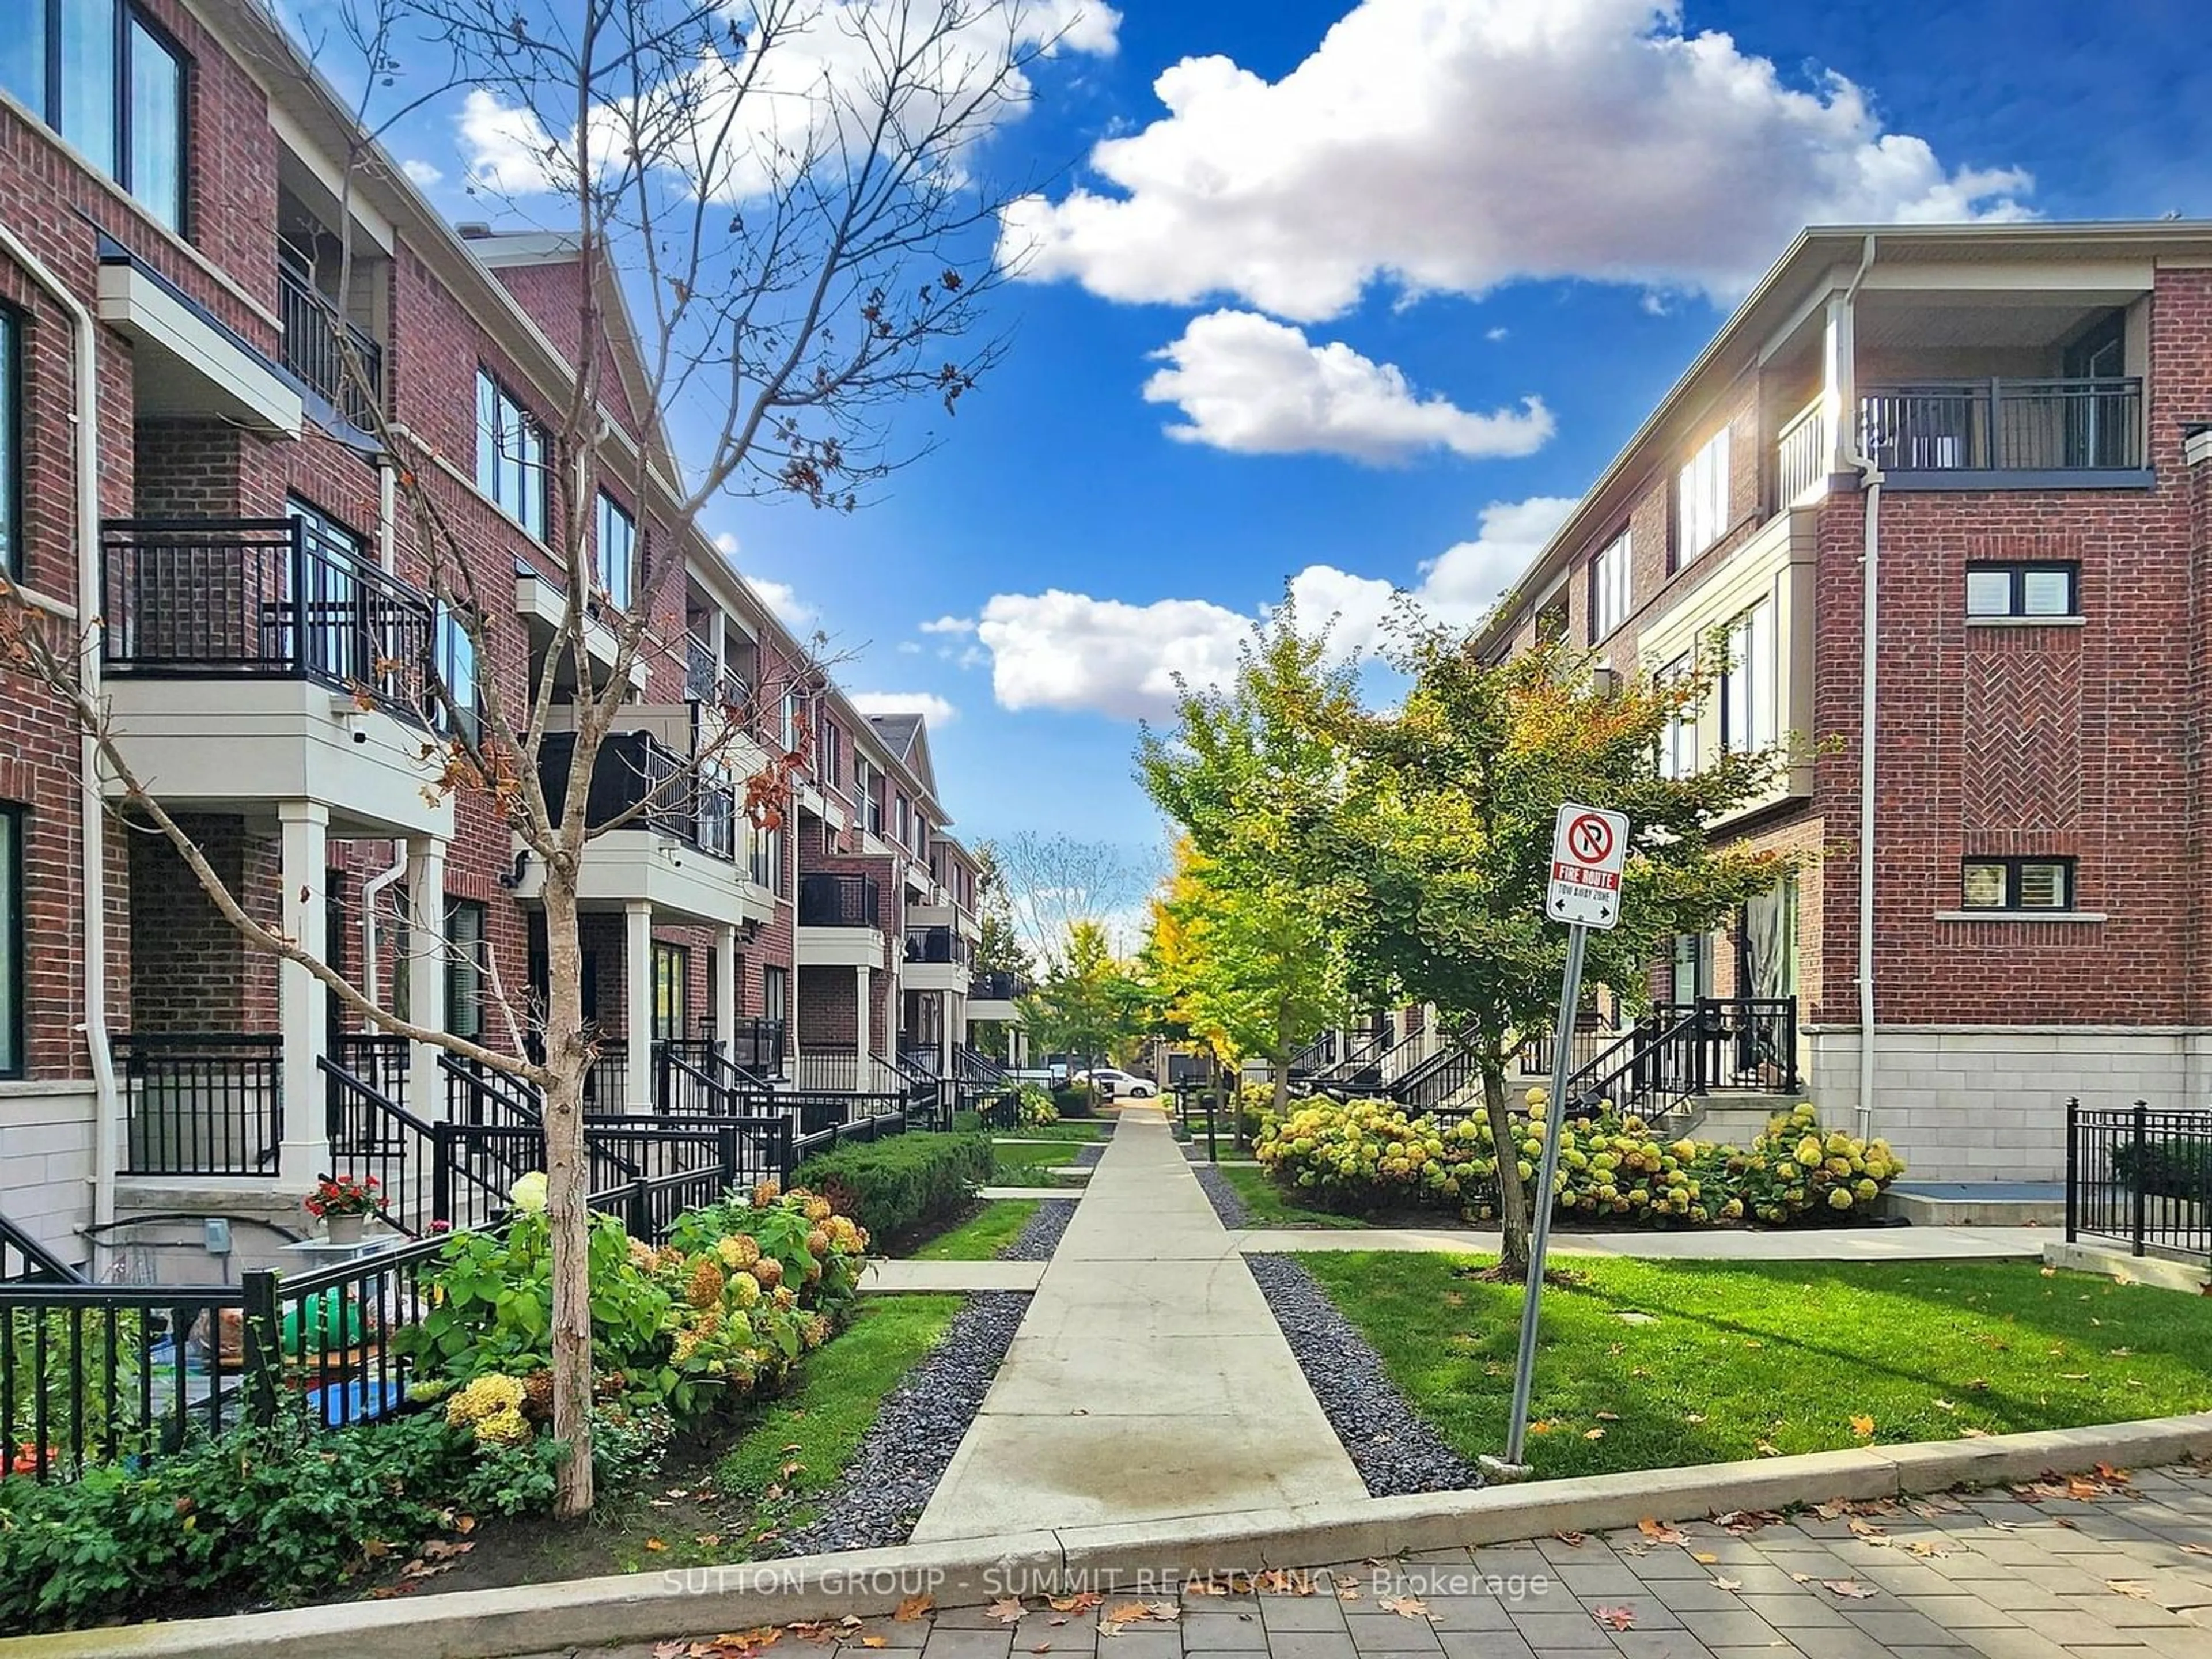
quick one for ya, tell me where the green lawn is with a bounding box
[1297,1252,2212,1481]
[990,1139,1090,1182]
[1218,1163,1370,1230]
[911,1200,1041,1260]
[995,1120,1112,1142]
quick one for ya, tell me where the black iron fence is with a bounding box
[116,1033,283,1179]
[1514,1018,1624,1080]
[278,259,383,431]
[1653,997,1801,1094]
[798,873,879,927]
[101,518,433,720]
[2067,1100,2212,1263]
[1858,378,2143,474]
[903,926,968,965]
[334,1033,411,1099]
[969,971,1026,1002]
[537,731,737,861]
[321,1056,436,1237]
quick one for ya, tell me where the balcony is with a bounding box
[96,518,451,838]
[1858,378,2146,487]
[797,873,883,969]
[903,925,969,993]
[279,255,382,433]
[968,971,1027,1023]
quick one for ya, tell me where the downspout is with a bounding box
[361,850,408,1012]
[376,454,397,577]
[0,228,121,1233]
[1842,233,1883,1141]
[360,454,407,1012]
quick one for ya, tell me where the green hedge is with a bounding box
[796,1132,994,1239]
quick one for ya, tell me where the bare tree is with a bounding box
[990,830,1156,967]
[1,0,1080,1516]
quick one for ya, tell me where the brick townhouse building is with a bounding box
[0,0,987,1272]
[1474,220,2212,1183]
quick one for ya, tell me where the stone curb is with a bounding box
[13,1414,2211,1659]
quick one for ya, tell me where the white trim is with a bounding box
[95,263,302,436]
[1804,1022,2212,1036]
[1965,615,2086,630]
[1933,910,2107,925]
[0,1080,97,1100]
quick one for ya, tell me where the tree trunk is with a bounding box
[1483,1061,1532,1271]
[541,876,596,1518]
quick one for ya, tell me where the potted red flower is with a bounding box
[305,1173,383,1244]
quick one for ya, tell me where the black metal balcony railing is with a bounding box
[798,872,880,927]
[904,925,969,965]
[537,730,737,860]
[114,1033,283,1178]
[1858,378,2143,475]
[101,518,435,721]
[969,971,1027,1002]
[278,260,382,431]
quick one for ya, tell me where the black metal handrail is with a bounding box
[319,1055,441,1238]
[538,730,737,861]
[654,1041,747,1116]
[799,872,880,927]
[1312,1027,1388,1088]
[278,258,382,431]
[334,1032,410,1099]
[956,1046,1013,1087]
[1858,377,2143,473]
[115,1033,283,1178]
[1653,997,1801,1094]
[0,1213,84,1285]
[1392,1028,1484,1113]
[968,971,1027,1002]
[2067,1100,2212,1263]
[903,925,968,965]
[1287,1029,1340,1079]
[439,1050,543,1126]
[721,1017,787,1079]
[1559,1010,1705,1130]
[792,1050,906,1094]
[101,518,433,722]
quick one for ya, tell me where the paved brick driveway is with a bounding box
[536,1464,2212,1659]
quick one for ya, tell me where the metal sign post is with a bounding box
[1484,803,1628,1481]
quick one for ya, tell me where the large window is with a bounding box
[854,756,882,835]
[0,309,19,581]
[474,369,546,537]
[652,942,688,1043]
[1589,532,1630,643]
[1657,654,1695,779]
[594,491,634,609]
[819,720,842,791]
[2,3,185,233]
[432,601,480,741]
[763,965,789,1028]
[1720,600,1775,755]
[751,823,782,893]
[1962,857,2075,914]
[444,899,487,1040]
[1967,561,2077,620]
[0,807,19,1077]
[780,688,802,755]
[1676,426,1731,567]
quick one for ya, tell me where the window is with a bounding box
[5,3,186,233]
[432,601,480,740]
[895,795,910,850]
[1589,532,1630,642]
[780,689,802,755]
[1676,426,1730,567]
[854,756,882,834]
[751,823,782,893]
[1669,931,1710,1006]
[1966,561,2077,620]
[652,942,687,1043]
[819,721,842,791]
[594,491,634,609]
[1720,600,1775,755]
[1962,857,2075,913]
[444,899,487,1040]
[763,965,789,1028]
[0,806,18,1076]
[1657,654,1695,779]
[0,308,19,581]
[474,369,546,537]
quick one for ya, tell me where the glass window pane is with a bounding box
[2017,862,2069,909]
[475,371,498,494]
[0,810,16,1074]
[1962,863,2008,908]
[0,3,47,124]
[0,312,17,577]
[58,0,116,175]
[2022,569,2073,616]
[127,17,182,231]
[1965,569,2013,616]
[445,901,484,1039]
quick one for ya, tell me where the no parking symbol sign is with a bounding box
[1545,803,1628,930]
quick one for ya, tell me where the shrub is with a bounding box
[796,1132,993,1240]
[2113,1135,2212,1202]
[1016,1085,1059,1128]
[1052,1082,1096,1118]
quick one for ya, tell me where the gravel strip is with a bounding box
[1193,1162,1252,1228]
[767,1289,1030,1556]
[1245,1252,1480,1499]
[998,1198,1075,1261]
[1070,1139,1108,1168]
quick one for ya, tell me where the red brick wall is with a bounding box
[126,816,278,1032]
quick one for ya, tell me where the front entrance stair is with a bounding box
[1676,1094,1810,1142]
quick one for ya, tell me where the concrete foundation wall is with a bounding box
[0,1082,97,1269]
[1806,1025,2212,1181]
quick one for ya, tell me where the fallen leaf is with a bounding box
[1638,1518,1690,1546]
[1711,1577,1742,1593]
[1684,1412,1706,1425]
[1754,1440,1781,1458]
[858,1639,887,1650]
[1904,1540,1953,1559]
[1048,1594,1102,1613]
[1553,1530,1586,1547]
[1847,1518,1887,1539]
[1691,1552,1719,1565]
[1378,1596,1431,1620]
[1592,1605,1637,1631]
[895,1596,934,1622]
[1823,1581,1878,1600]
[654,1645,688,1659]
[1849,1415,1876,1438]
[1931,1400,1956,1413]
[696,1533,724,1548]
[1187,1579,1229,1599]
[1595,1411,1620,1422]
[2108,1581,2153,1599]
[986,1599,1026,1625]
[645,1539,668,1552]
[1583,1428,1607,1441]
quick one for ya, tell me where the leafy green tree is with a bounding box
[1138,608,1355,1109]
[1327,624,1804,1269]
[968,843,1037,1063]
[1021,921,1146,1080]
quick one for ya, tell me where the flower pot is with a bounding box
[324,1213,366,1246]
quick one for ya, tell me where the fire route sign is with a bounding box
[1545,804,1628,930]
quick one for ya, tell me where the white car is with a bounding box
[1074,1067,1158,1100]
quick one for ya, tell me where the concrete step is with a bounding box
[1880,1181,2066,1228]
[1681,1096,1810,1142]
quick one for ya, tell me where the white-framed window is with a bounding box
[779,688,803,755]
[1676,426,1731,567]
[594,491,634,608]
[854,756,882,834]
[4,2,187,232]
[433,601,481,741]
[1720,600,1775,755]
[475,369,546,537]
[819,720,842,790]
[1590,532,1630,643]
[895,795,910,849]
[1657,654,1695,779]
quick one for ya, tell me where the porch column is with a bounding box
[715,923,740,1060]
[276,801,331,1187]
[625,902,653,1112]
[404,835,447,1122]
[941,990,957,1077]
[854,965,872,1076]
[1824,288,1857,477]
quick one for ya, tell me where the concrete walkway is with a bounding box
[911,1107,1365,1542]
[859,1260,1046,1294]
[1232,1224,2049,1259]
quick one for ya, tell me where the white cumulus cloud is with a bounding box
[974,496,1579,721]
[400,157,444,187]
[918,614,977,635]
[1143,310,1552,463]
[751,578,818,628]
[999,0,2033,320]
[849,691,957,726]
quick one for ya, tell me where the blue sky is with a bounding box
[365,0,2210,874]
